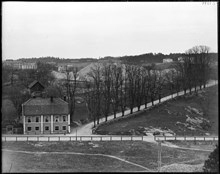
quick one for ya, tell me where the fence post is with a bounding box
[27,136,28,142]
[142,136,143,141]
[16,136,17,142]
[175,136,176,141]
[101,136,102,141]
[184,136,186,141]
[59,136,60,141]
[165,136,166,141]
[121,136,122,141]
[204,137,205,141]
[38,136,39,141]
[110,136,112,141]
[48,137,50,142]
[70,136,71,141]
[131,136,133,141]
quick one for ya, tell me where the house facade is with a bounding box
[3,60,37,69]
[22,97,70,134]
[163,58,173,63]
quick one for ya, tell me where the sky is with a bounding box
[2,2,218,60]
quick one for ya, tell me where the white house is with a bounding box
[163,58,173,63]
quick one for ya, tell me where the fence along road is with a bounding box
[2,135,218,142]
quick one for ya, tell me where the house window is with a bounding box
[55,126,59,130]
[36,117,39,122]
[27,127,31,131]
[45,116,50,122]
[28,117,31,123]
[45,126,49,131]
[62,126,66,130]
[63,116,66,122]
[55,116,59,122]
[35,127,39,131]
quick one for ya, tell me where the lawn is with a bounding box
[95,85,218,136]
[2,141,212,172]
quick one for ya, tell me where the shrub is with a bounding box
[203,145,219,172]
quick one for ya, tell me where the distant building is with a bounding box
[28,80,45,96]
[177,57,184,62]
[163,58,173,63]
[22,97,70,134]
[57,63,74,72]
[3,60,37,70]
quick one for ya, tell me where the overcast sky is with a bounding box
[2,2,218,60]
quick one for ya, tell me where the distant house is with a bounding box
[22,97,70,134]
[57,63,74,72]
[177,57,184,62]
[163,58,173,63]
[28,80,45,96]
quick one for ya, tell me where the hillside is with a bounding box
[95,85,218,136]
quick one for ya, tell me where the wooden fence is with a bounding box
[2,135,144,142]
[154,136,218,141]
[2,135,218,142]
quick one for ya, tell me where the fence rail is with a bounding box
[2,135,218,142]
[2,135,144,142]
[154,136,218,141]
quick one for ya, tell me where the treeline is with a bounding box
[17,57,98,63]
[118,52,218,65]
[80,45,216,127]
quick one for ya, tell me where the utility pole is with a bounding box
[158,141,162,172]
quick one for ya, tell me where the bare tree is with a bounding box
[118,64,127,116]
[83,80,97,127]
[101,62,112,122]
[64,66,79,123]
[126,65,138,114]
[111,63,122,118]
[87,63,103,125]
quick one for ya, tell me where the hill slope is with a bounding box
[95,85,218,136]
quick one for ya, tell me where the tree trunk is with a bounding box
[93,117,96,127]
[138,105,140,111]
[151,100,154,106]
[114,111,116,119]
[105,115,108,122]
[130,108,133,114]
[121,110,124,116]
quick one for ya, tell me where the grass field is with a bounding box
[95,85,218,136]
[2,141,213,172]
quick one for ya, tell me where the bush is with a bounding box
[203,145,219,172]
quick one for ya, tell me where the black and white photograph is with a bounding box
[2,1,218,172]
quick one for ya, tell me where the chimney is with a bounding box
[50,96,53,102]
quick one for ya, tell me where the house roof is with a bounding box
[23,97,69,115]
[28,80,44,89]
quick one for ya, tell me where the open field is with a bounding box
[95,85,218,136]
[2,141,213,172]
